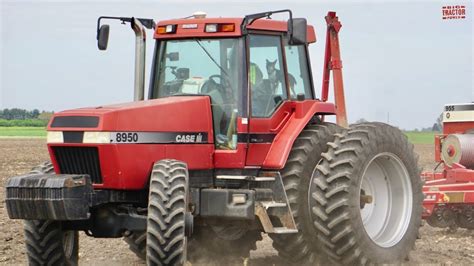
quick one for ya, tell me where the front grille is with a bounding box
[53,147,103,183]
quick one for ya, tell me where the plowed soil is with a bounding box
[0,139,472,265]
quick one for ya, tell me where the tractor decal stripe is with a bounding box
[47,131,209,144]
[443,110,474,123]
[237,133,276,143]
[444,103,474,112]
[444,192,465,203]
[49,131,276,144]
[110,132,208,144]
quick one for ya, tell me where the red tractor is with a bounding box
[6,10,423,265]
[422,103,474,232]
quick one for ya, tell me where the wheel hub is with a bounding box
[359,189,373,209]
[360,153,413,248]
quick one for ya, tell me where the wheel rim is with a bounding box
[359,152,413,248]
[62,231,75,258]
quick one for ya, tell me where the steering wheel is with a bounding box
[200,74,227,95]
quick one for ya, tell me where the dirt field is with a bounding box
[0,139,473,265]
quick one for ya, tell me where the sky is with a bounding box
[1,0,473,130]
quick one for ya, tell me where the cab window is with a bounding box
[284,45,312,99]
[249,35,287,117]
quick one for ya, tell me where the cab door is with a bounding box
[245,34,314,166]
[212,38,248,168]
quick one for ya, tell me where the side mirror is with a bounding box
[166,52,180,61]
[97,24,110,50]
[288,18,307,45]
[176,68,190,80]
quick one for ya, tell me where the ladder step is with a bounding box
[273,227,298,234]
[261,201,287,208]
[215,175,275,181]
[254,177,275,181]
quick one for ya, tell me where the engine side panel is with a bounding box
[47,96,215,190]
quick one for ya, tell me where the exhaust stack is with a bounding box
[131,18,146,101]
[96,16,156,101]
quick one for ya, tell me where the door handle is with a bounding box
[270,111,291,132]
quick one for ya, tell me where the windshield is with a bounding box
[151,38,243,101]
[150,38,243,149]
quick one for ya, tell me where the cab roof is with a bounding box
[154,17,316,43]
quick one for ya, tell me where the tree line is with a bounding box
[0,109,54,127]
[0,108,54,120]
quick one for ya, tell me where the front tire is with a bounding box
[310,123,423,264]
[146,159,189,266]
[24,221,79,266]
[124,231,146,260]
[24,162,79,266]
[126,226,262,263]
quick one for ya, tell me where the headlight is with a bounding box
[47,131,63,143]
[83,132,110,144]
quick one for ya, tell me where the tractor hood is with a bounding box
[47,96,215,143]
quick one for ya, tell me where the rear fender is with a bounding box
[262,101,336,169]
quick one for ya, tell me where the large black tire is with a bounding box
[270,123,342,264]
[146,159,189,266]
[310,122,423,265]
[24,162,79,266]
[124,231,146,260]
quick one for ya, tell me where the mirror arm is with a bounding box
[241,9,292,35]
[96,16,153,101]
[96,16,156,41]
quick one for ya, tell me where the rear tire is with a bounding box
[146,159,189,266]
[24,162,79,266]
[270,123,342,264]
[310,122,423,264]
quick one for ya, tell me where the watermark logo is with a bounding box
[442,5,466,20]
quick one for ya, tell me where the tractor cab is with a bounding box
[146,11,318,151]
